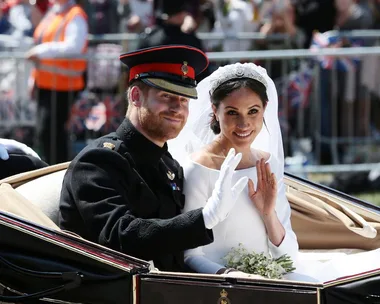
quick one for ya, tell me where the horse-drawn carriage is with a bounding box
[1,163,380,303]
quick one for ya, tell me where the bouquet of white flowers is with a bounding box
[224,244,295,279]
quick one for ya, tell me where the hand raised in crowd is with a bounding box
[181,14,197,33]
[248,158,277,218]
[202,148,249,229]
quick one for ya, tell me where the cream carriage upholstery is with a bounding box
[14,169,67,224]
[0,163,69,230]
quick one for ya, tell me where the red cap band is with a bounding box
[129,63,195,80]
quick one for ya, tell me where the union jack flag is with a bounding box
[310,31,363,71]
[276,62,314,115]
[101,95,123,133]
[287,64,314,109]
[85,102,106,132]
[84,95,123,134]
[68,92,93,134]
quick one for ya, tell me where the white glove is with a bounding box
[0,139,41,161]
[202,148,248,229]
[0,144,9,160]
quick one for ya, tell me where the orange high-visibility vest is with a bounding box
[32,5,88,91]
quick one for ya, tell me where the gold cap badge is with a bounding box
[181,61,189,76]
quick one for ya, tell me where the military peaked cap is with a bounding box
[119,45,209,99]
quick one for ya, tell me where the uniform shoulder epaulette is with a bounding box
[96,135,135,167]
[98,135,123,153]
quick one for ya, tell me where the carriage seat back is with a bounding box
[15,169,67,224]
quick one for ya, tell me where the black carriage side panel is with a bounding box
[0,212,150,304]
[138,273,321,304]
[322,275,380,304]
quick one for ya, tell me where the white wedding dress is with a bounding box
[182,149,299,274]
[181,148,380,282]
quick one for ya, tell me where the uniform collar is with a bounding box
[116,117,168,164]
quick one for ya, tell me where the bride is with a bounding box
[168,62,299,276]
[169,62,380,282]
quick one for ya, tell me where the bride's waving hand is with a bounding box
[248,159,277,217]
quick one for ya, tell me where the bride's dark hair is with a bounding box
[209,78,268,134]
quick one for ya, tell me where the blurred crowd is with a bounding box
[0,0,379,49]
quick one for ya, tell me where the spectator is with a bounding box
[115,0,131,34]
[25,0,88,164]
[81,0,120,36]
[369,0,380,29]
[336,0,372,140]
[317,0,373,163]
[138,0,211,81]
[31,0,50,29]
[334,0,372,30]
[0,2,11,34]
[292,0,336,48]
[196,0,216,33]
[211,0,257,52]
[126,0,153,33]
[139,0,203,49]
[7,0,40,37]
[257,0,305,79]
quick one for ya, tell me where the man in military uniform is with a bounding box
[59,45,248,272]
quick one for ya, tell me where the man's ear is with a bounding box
[130,86,143,107]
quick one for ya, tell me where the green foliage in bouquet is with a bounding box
[224,244,296,279]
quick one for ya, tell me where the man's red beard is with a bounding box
[139,107,186,142]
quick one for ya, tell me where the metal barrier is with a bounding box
[1,43,380,172]
[86,30,380,43]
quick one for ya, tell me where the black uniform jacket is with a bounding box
[59,118,213,271]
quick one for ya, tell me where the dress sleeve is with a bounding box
[182,159,225,274]
[267,156,299,261]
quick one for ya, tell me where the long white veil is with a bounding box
[167,62,284,169]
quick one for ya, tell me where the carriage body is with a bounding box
[0,165,380,303]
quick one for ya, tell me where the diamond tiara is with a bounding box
[209,63,268,95]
